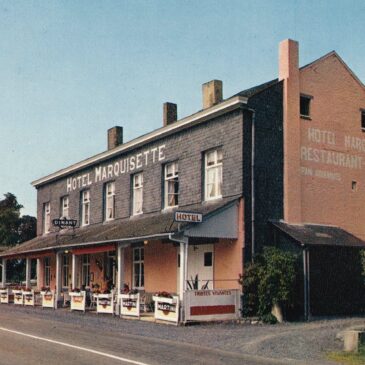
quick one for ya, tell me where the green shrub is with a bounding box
[240,246,298,321]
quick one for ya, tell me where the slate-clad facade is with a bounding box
[1,39,365,321]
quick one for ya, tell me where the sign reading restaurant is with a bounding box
[66,145,166,192]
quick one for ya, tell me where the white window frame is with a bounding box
[105,182,115,221]
[43,202,51,234]
[61,196,69,219]
[164,162,179,208]
[62,255,70,288]
[44,257,51,287]
[81,190,90,226]
[133,247,144,289]
[132,173,143,215]
[204,148,223,201]
[81,254,90,288]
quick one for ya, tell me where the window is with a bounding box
[43,202,51,234]
[352,181,358,191]
[204,252,213,267]
[61,196,69,218]
[132,173,143,215]
[164,162,179,208]
[81,254,90,287]
[62,255,70,288]
[81,190,90,226]
[300,95,312,118]
[44,257,51,286]
[105,182,115,221]
[133,247,144,289]
[361,110,365,132]
[204,148,223,200]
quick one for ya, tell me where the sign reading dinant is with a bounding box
[174,211,203,223]
[52,218,77,228]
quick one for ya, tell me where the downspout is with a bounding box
[251,109,256,263]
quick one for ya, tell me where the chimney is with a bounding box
[202,80,223,109]
[163,102,177,127]
[279,39,302,224]
[107,126,123,150]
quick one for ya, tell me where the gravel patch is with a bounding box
[1,305,364,364]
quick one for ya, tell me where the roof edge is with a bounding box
[32,96,248,188]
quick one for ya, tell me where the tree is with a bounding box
[0,193,37,283]
[0,193,23,246]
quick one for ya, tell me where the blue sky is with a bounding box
[1,0,365,216]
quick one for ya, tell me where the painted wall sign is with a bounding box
[174,212,203,223]
[66,144,166,192]
[301,127,365,182]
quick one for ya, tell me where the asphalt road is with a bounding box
[0,307,308,365]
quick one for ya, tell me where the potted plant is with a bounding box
[152,291,179,323]
[119,287,140,317]
[69,288,86,312]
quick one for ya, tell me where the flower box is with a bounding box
[0,289,12,304]
[152,296,176,305]
[41,290,55,309]
[69,291,86,312]
[153,295,179,323]
[96,293,114,314]
[13,290,23,305]
[118,293,140,317]
[22,290,35,306]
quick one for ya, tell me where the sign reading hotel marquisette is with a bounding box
[174,211,203,223]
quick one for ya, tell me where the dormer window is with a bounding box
[300,94,312,119]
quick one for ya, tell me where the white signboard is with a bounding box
[41,291,55,308]
[0,289,11,304]
[174,212,203,223]
[13,290,23,305]
[23,291,35,306]
[119,294,140,317]
[70,291,86,312]
[153,296,179,323]
[96,294,114,314]
[184,289,240,322]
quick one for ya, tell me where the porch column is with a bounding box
[1,259,6,287]
[55,252,62,308]
[36,259,41,290]
[72,254,77,290]
[117,245,125,294]
[179,241,188,300]
[25,257,31,288]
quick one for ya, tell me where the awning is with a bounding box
[0,195,241,258]
[271,221,365,248]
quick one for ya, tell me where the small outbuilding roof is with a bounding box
[271,221,365,248]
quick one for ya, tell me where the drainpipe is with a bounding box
[303,247,311,320]
[250,109,256,263]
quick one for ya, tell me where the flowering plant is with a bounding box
[154,291,173,299]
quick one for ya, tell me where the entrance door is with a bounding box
[177,244,214,292]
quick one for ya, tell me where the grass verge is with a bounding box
[327,346,365,365]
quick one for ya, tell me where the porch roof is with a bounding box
[0,196,241,258]
[271,220,365,248]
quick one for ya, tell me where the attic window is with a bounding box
[300,95,312,119]
[361,110,365,132]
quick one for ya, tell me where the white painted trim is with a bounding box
[32,96,247,187]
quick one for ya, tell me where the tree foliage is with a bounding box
[240,246,299,322]
[0,193,36,246]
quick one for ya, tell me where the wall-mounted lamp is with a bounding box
[64,250,69,254]
[144,240,149,245]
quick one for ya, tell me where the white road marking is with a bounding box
[0,326,151,365]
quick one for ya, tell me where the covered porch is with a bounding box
[0,197,243,322]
